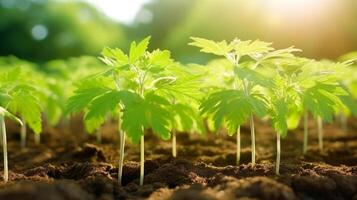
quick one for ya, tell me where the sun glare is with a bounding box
[83,0,151,24]
[264,0,326,16]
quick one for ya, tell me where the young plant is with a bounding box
[336,53,357,133]
[264,57,357,153]
[0,67,42,147]
[267,77,294,175]
[0,70,24,182]
[190,37,298,165]
[261,58,303,175]
[154,64,205,157]
[299,60,357,152]
[0,106,22,182]
[68,36,177,186]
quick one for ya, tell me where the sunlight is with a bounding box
[264,0,324,14]
[83,0,151,24]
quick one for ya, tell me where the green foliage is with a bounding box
[190,37,299,65]
[189,37,233,56]
[200,90,266,135]
[0,0,126,61]
[130,36,151,63]
[7,86,42,133]
[270,98,289,137]
[68,36,203,143]
[302,83,345,122]
[122,93,172,143]
[66,79,113,115]
[0,66,42,134]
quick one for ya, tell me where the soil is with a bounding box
[0,116,356,200]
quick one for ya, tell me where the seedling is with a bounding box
[261,57,303,175]
[263,57,357,153]
[0,107,22,182]
[0,67,42,147]
[298,60,357,152]
[0,68,25,182]
[68,36,178,186]
[190,37,298,165]
[154,64,205,157]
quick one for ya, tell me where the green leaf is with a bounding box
[46,96,62,126]
[149,50,173,67]
[234,66,273,87]
[65,79,112,115]
[122,93,171,144]
[270,98,288,137]
[171,103,204,133]
[339,95,357,117]
[8,90,42,133]
[101,47,129,66]
[232,39,274,56]
[287,111,301,130]
[84,90,122,121]
[189,37,233,56]
[303,83,343,122]
[200,89,267,135]
[129,36,151,63]
[84,90,140,133]
[84,116,105,134]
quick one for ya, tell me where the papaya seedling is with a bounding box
[190,37,298,165]
[154,64,205,157]
[68,36,177,186]
[0,69,24,182]
[0,106,22,182]
[0,66,42,147]
[299,60,357,152]
[263,57,357,153]
[261,58,303,175]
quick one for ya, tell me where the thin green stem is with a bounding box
[139,135,145,186]
[20,116,26,148]
[303,111,308,154]
[118,111,125,186]
[0,115,8,182]
[172,130,177,158]
[236,126,241,165]
[317,116,323,152]
[276,132,281,175]
[137,72,146,186]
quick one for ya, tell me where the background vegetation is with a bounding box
[1,0,357,63]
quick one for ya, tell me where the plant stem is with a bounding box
[236,125,241,165]
[34,133,40,145]
[118,112,125,186]
[303,111,308,154]
[139,135,145,186]
[20,116,26,148]
[250,114,256,166]
[317,116,323,152]
[172,130,176,158]
[276,132,281,175]
[96,128,102,144]
[118,115,125,186]
[0,115,8,182]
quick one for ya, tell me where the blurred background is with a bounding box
[0,0,356,63]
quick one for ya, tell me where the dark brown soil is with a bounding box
[0,116,356,200]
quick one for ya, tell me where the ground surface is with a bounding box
[0,116,356,200]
